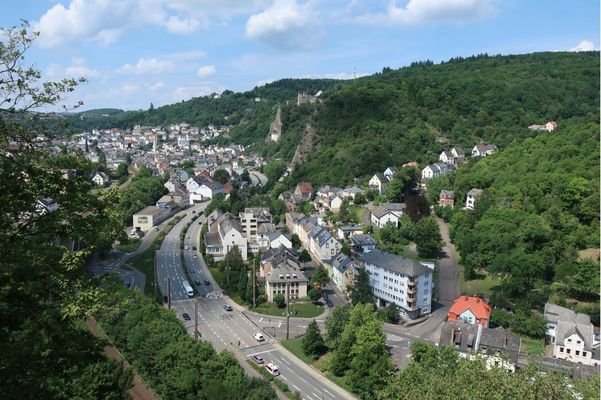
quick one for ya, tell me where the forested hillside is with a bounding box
[63,78,340,133]
[290,52,599,186]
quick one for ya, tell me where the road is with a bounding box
[156,203,208,301]
[249,170,268,186]
[169,215,355,400]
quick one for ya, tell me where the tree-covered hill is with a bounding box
[290,51,599,187]
[62,78,340,133]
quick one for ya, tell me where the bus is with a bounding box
[182,280,194,297]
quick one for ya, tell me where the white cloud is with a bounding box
[46,58,100,79]
[148,82,165,91]
[119,58,175,75]
[351,0,496,26]
[32,0,269,48]
[197,65,217,78]
[121,84,140,94]
[570,40,596,52]
[246,0,324,49]
[166,16,201,34]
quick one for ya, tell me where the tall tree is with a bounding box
[414,216,443,258]
[325,304,351,349]
[350,268,373,306]
[302,320,326,359]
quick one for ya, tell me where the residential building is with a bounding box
[294,181,313,201]
[359,249,433,320]
[204,212,248,261]
[239,208,272,244]
[383,166,398,182]
[465,188,484,210]
[544,303,600,366]
[350,234,378,255]
[133,205,170,232]
[260,246,299,278]
[332,253,354,294]
[471,144,498,157]
[92,171,110,187]
[528,121,557,132]
[308,226,341,261]
[448,296,492,327]
[421,162,456,180]
[370,202,406,229]
[268,231,292,249]
[439,190,455,207]
[369,173,388,195]
[336,225,364,240]
[189,178,224,203]
[264,248,308,302]
[439,320,521,372]
[439,147,465,166]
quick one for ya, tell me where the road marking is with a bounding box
[293,385,300,391]
[280,375,287,381]
[250,349,278,356]
[312,393,320,399]
[305,395,315,400]
[259,317,263,322]
[278,322,282,328]
[323,388,334,397]
[299,376,308,384]
[280,358,290,365]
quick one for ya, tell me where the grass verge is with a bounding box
[246,360,300,399]
[114,238,141,253]
[252,302,324,318]
[462,274,502,298]
[520,336,545,356]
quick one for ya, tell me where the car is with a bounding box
[182,313,191,321]
[253,333,265,342]
[184,245,189,250]
[264,363,280,376]
[154,226,160,232]
[192,246,197,250]
[223,304,233,311]
[326,299,334,307]
[251,354,264,364]
[189,268,196,273]
[204,280,211,286]
[193,254,198,259]
[186,236,190,239]
[194,280,201,285]
[192,210,196,214]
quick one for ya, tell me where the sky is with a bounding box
[1,0,599,111]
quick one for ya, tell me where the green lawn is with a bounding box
[462,274,502,298]
[114,238,141,253]
[126,231,169,298]
[520,336,545,356]
[280,339,354,394]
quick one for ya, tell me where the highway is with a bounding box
[170,212,355,400]
[155,203,208,301]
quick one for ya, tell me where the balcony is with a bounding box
[406,287,416,294]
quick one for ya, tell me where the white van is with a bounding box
[253,333,265,342]
[182,281,194,297]
[264,363,279,376]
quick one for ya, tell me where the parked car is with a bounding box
[182,313,191,321]
[251,354,264,364]
[253,333,265,342]
[204,280,211,286]
[264,363,280,376]
[192,246,197,250]
[193,254,198,259]
[223,304,233,311]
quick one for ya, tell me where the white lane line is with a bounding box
[323,388,334,397]
[259,317,264,322]
[312,393,321,399]
[293,385,300,392]
[280,358,290,365]
[250,349,278,356]
[280,375,288,381]
[299,376,308,384]
[305,395,315,400]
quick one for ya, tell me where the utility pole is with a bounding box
[252,256,257,308]
[286,282,290,340]
[167,277,171,310]
[154,251,158,300]
[194,300,199,339]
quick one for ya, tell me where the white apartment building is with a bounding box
[359,249,433,320]
[465,188,483,210]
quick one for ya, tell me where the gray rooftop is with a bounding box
[350,234,378,247]
[359,249,431,277]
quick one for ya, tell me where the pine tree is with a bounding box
[302,320,325,359]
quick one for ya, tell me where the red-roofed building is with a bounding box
[223,181,234,194]
[294,182,313,201]
[448,296,491,327]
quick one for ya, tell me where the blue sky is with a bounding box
[1,0,598,111]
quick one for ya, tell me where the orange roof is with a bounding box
[296,181,313,194]
[448,296,491,324]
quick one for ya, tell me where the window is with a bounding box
[575,351,580,356]
[566,349,571,354]
[582,351,587,357]
[577,340,581,344]
[568,339,572,343]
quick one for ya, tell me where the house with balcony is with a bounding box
[359,249,433,320]
[465,188,484,210]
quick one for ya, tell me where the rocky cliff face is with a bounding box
[267,106,282,142]
[288,122,317,173]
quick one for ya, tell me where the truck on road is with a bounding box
[183,280,194,297]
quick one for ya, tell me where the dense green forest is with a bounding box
[290,52,599,186]
[431,119,600,321]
